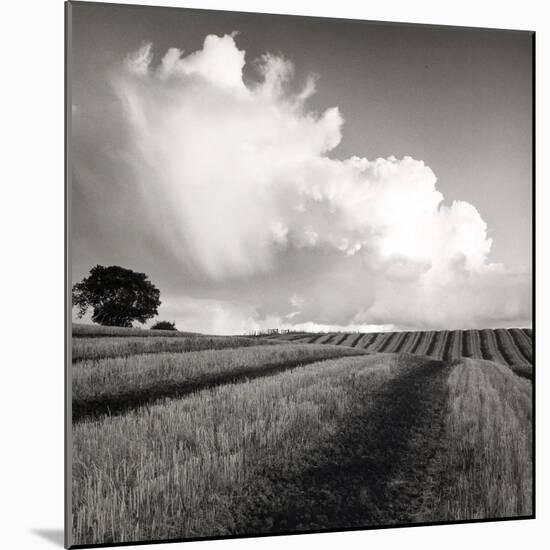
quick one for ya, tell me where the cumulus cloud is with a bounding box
[73,33,531,332]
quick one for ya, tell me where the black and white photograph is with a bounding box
[66,1,534,547]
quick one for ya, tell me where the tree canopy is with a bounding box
[72,265,161,327]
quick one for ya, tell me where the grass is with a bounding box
[70,327,533,546]
[72,354,394,544]
[231,353,453,532]
[72,335,280,363]
[423,358,532,521]
[73,344,367,421]
[73,323,199,338]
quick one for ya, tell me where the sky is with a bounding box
[69,2,533,334]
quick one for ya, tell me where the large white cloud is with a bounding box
[85,33,532,332]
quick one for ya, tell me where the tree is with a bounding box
[151,320,177,331]
[72,265,161,327]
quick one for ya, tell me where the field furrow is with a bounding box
[413,331,435,356]
[430,331,449,360]
[463,330,483,359]
[408,331,426,354]
[377,331,400,353]
[73,353,451,544]
[332,333,350,346]
[398,331,421,354]
[344,333,363,347]
[367,332,393,353]
[461,331,468,357]
[355,333,376,349]
[73,344,367,422]
[383,331,408,354]
[231,354,452,532]
[268,328,532,374]
[480,329,509,366]
[424,332,438,357]
[72,335,281,363]
[494,329,532,371]
[445,330,462,361]
[71,325,533,545]
[510,329,533,364]
[291,336,318,344]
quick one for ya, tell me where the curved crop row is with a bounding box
[73,343,368,421]
[338,333,357,346]
[511,328,532,348]
[367,333,393,353]
[510,329,533,364]
[290,335,316,344]
[378,332,399,353]
[320,333,338,344]
[494,329,532,378]
[430,331,449,361]
[383,331,409,354]
[398,332,421,354]
[72,335,281,363]
[356,333,377,349]
[73,353,398,545]
[445,330,463,361]
[414,331,436,356]
[494,329,527,366]
[332,333,351,346]
[346,333,364,348]
[463,330,483,359]
[270,328,532,372]
[409,332,427,354]
[480,329,509,366]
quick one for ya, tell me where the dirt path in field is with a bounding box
[231,354,454,533]
[72,351,365,423]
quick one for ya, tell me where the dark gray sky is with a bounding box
[69,2,533,333]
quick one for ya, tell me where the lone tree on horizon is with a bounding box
[72,265,161,327]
